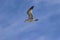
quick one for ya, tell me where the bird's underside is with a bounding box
[25,6,38,22]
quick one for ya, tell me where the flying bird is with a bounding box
[25,6,38,22]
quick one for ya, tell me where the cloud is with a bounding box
[36,36,46,40]
[57,37,60,40]
[32,0,60,5]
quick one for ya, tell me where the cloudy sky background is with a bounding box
[0,0,60,40]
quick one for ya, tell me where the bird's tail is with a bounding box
[34,19,38,21]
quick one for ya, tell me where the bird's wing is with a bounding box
[27,6,34,19]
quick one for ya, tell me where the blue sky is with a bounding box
[0,0,60,40]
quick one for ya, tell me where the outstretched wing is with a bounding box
[27,6,34,19]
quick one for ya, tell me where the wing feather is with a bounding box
[27,6,34,19]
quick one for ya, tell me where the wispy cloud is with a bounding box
[36,36,46,40]
[32,0,60,5]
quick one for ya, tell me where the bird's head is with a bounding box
[34,19,39,21]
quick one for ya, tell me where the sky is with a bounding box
[0,0,60,40]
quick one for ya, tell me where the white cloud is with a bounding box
[36,36,46,40]
[45,0,60,4]
[57,37,60,40]
[32,0,60,5]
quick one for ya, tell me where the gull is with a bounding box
[25,6,38,22]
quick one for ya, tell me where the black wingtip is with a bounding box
[30,6,34,9]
